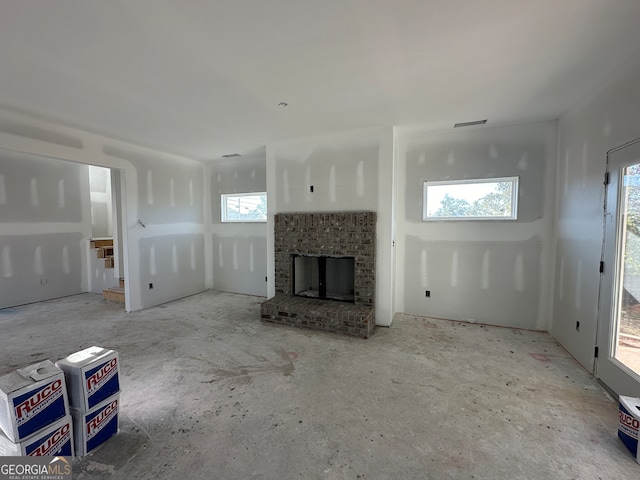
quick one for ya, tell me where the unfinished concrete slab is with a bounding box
[0,291,637,479]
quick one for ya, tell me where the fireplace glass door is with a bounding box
[292,255,355,303]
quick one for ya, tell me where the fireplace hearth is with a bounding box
[261,211,376,338]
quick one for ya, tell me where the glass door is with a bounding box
[598,139,640,397]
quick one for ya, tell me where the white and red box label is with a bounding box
[25,416,74,456]
[0,415,74,457]
[85,357,118,407]
[56,346,120,411]
[72,394,119,457]
[618,395,640,464]
[13,378,65,437]
[0,360,69,442]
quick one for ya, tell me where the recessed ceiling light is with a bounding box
[278,102,288,107]
[222,153,241,158]
[454,119,488,128]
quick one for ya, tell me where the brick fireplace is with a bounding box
[260,211,376,338]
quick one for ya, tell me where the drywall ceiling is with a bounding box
[0,0,639,161]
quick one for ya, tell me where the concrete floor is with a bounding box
[0,291,638,479]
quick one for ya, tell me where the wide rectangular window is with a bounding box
[423,177,519,221]
[221,192,267,222]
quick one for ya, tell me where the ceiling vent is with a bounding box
[454,119,487,128]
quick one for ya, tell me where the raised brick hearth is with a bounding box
[261,211,376,338]
[261,295,375,338]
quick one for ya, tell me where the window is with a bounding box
[221,192,267,222]
[423,177,518,221]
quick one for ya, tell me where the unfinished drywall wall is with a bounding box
[553,54,640,372]
[266,127,396,326]
[211,154,267,296]
[102,146,204,225]
[0,109,208,312]
[0,149,90,309]
[139,234,206,306]
[212,234,267,295]
[273,143,378,213]
[101,146,207,309]
[397,121,557,330]
[0,149,84,222]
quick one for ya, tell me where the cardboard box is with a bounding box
[619,395,640,464]
[0,415,74,457]
[72,394,119,457]
[0,360,69,442]
[56,346,120,412]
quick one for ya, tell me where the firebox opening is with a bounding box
[292,254,355,303]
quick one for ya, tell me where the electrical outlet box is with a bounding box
[425,290,431,297]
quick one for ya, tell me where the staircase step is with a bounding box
[96,246,114,259]
[104,257,114,268]
[103,287,125,304]
[91,239,113,249]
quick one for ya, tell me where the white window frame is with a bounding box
[221,192,267,223]
[422,176,519,221]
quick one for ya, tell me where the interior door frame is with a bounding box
[597,138,640,397]
[110,167,131,312]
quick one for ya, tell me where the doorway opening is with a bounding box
[598,138,640,397]
[88,166,127,307]
[607,161,640,375]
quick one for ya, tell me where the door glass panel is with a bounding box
[618,162,640,375]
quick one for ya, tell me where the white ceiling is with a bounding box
[1,0,639,161]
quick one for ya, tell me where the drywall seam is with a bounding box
[130,223,205,237]
[0,223,89,235]
[266,144,277,298]
[210,224,266,236]
[203,163,214,289]
[402,221,547,242]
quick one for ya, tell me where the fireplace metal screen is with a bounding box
[292,254,355,303]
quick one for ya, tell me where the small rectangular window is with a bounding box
[221,192,267,223]
[423,177,519,221]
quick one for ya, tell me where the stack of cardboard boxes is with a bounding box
[0,346,121,457]
[56,346,121,457]
[618,395,640,464]
[0,360,74,456]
